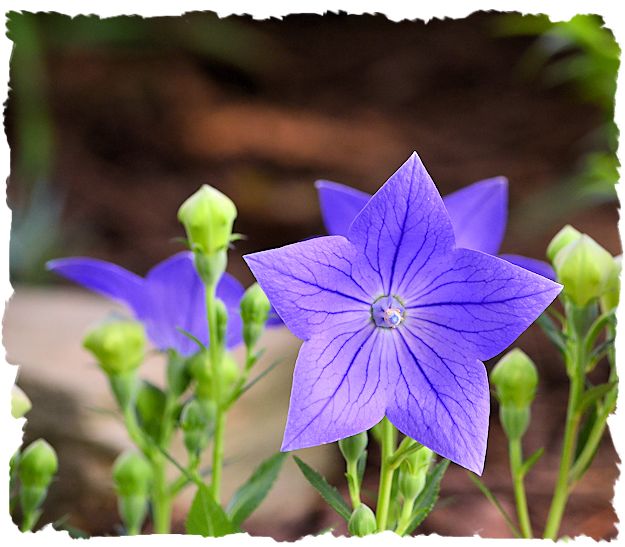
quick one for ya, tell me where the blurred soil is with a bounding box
[5,11,620,540]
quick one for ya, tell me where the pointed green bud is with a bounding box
[113,451,153,497]
[178,184,237,256]
[83,319,146,376]
[338,432,368,465]
[241,283,271,350]
[547,225,582,262]
[554,234,616,306]
[402,445,434,476]
[113,451,153,535]
[166,350,191,396]
[135,381,166,441]
[11,385,32,419]
[215,298,229,348]
[398,469,426,502]
[18,439,58,489]
[600,255,621,313]
[348,503,377,537]
[490,349,538,408]
[181,399,216,455]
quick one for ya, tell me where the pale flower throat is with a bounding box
[371,295,405,329]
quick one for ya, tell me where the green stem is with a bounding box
[205,284,226,503]
[346,459,361,509]
[20,510,39,532]
[395,497,415,536]
[375,418,397,531]
[151,456,172,534]
[509,438,532,538]
[543,375,582,539]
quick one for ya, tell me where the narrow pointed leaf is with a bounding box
[293,456,351,522]
[520,447,544,477]
[227,452,287,527]
[535,313,567,352]
[404,459,450,535]
[576,382,617,414]
[185,484,233,537]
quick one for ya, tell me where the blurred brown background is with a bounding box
[4,10,620,539]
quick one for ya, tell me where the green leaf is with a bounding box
[227,452,287,527]
[356,450,367,484]
[293,456,351,522]
[404,459,450,535]
[576,382,617,414]
[536,313,567,352]
[520,447,544,477]
[185,484,233,537]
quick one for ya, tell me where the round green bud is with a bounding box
[499,406,531,440]
[600,255,621,313]
[241,283,271,349]
[112,451,153,498]
[177,184,237,256]
[554,234,616,306]
[181,399,216,454]
[398,468,426,501]
[11,385,32,419]
[338,432,368,464]
[118,495,148,535]
[83,319,146,376]
[18,439,58,489]
[348,503,377,537]
[490,349,538,408]
[547,225,582,262]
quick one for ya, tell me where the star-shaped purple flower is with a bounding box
[316,173,555,280]
[244,153,561,474]
[47,251,279,357]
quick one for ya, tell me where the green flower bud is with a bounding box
[178,184,237,256]
[112,451,153,535]
[166,350,191,396]
[18,439,58,521]
[554,235,616,307]
[348,503,377,537]
[490,349,538,408]
[83,320,146,376]
[135,381,166,441]
[112,451,153,498]
[338,432,368,464]
[402,444,433,476]
[189,350,240,404]
[547,225,582,262]
[241,283,271,350]
[600,255,621,313]
[18,439,58,489]
[11,385,32,419]
[181,399,216,455]
[398,469,426,501]
[215,298,228,348]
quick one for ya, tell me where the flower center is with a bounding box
[371,295,405,329]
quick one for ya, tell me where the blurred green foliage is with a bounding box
[497,14,620,202]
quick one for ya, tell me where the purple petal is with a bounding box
[404,249,562,361]
[442,177,508,255]
[281,321,386,451]
[387,331,489,474]
[244,236,375,341]
[145,252,244,355]
[315,179,370,237]
[499,254,556,280]
[46,257,147,317]
[348,152,456,296]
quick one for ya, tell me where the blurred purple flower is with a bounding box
[47,251,280,357]
[245,153,561,473]
[316,174,555,280]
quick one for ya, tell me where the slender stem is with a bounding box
[151,455,172,534]
[205,285,226,503]
[375,418,397,531]
[346,459,361,509]
[509,438,532,538]
[395,497,415,536]
[543,374,582,539]
[466,473,521,538]
[20,510,39,532]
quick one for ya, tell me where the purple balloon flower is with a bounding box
[316,173,555,280]
[47,251,279,357]
[245,153,561,474]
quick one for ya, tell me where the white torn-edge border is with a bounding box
[0,0,622,545]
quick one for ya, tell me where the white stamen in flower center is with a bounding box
[384,308,403,328]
